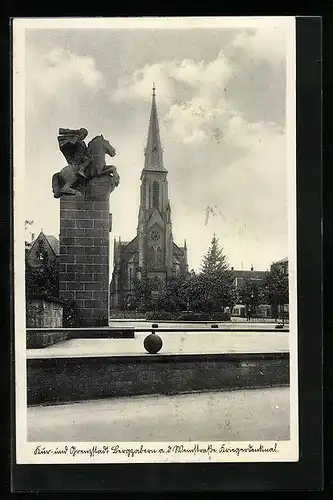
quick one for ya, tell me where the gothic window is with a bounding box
[148,247,155,269]
[129,267,132,290]
[152,181,159,209]
[156,247,163,268]
[148,182,151,208]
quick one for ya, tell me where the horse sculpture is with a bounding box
[52,132,120,198]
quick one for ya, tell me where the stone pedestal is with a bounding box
[59,175,113,326]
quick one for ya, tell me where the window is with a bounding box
[150,230,160,242]
[152,181,159,209]
[148,182,151,208]
[156,247,163,268]
[148,247,155,269]
[129,267,132,290]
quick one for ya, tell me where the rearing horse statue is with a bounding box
[52,128,120,198]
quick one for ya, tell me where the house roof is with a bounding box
[45,235,60,256]
[29,232,59,256]
[232,270,266,280]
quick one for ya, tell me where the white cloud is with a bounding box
[111,51,231,106]
[23,26,289,272]
[28,47,105,99]
[231,27,286,63]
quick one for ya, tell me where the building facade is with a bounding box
[110,86,188,310]
[231,266,266,291]
[25,231,60,298]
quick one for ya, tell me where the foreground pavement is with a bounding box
[28,387,290,442]
[27,330,289,359]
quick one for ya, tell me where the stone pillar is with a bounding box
[59,175,113,326]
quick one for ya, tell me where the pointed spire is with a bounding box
[143,84,167,172]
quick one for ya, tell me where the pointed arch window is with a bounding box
[148,247,155,269]
[148,182,152,209]
[129,267,133,290]
[152,181,159,209]
[156,247,163,268]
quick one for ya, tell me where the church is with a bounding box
[110,85,189,310]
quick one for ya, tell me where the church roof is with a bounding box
[173,242,185,255]
[143,84,167,173]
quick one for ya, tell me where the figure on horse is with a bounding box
[52,127,120,198]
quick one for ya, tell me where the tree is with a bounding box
[262,264,289,320]
[131,274,163,311]
[201,233,229,273]
[154,274,189,312]
[25,239,59,298]
[238,277,264,318]
[191,234,235,313]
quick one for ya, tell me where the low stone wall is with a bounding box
[26,327,135,349]
[26,298,63,328]
[26,329,68,349]
[27,352,289,405]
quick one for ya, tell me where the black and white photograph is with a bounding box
[13,16,297,464]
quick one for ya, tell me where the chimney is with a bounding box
[231,266,234,271]
[251,264,254,271]
[31,233,35,242]
[241,261,243,270]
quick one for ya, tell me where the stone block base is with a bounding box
[59,176,112,326]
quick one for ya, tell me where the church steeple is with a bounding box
[143,83,167,173]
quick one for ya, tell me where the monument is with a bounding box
[52,127,120,326]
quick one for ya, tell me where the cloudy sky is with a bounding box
[21,18,295,272]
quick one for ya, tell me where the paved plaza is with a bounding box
[27,387,290,442]
[27,329,289,359]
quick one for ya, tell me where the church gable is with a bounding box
[147,208,164,230]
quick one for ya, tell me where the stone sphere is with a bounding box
[144,333,163,354]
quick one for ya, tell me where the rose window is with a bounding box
[150,230,160,242]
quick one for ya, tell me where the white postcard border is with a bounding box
[13,16,298,465]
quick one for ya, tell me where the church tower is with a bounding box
[137,83,174,283]
[110,84,188,310]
